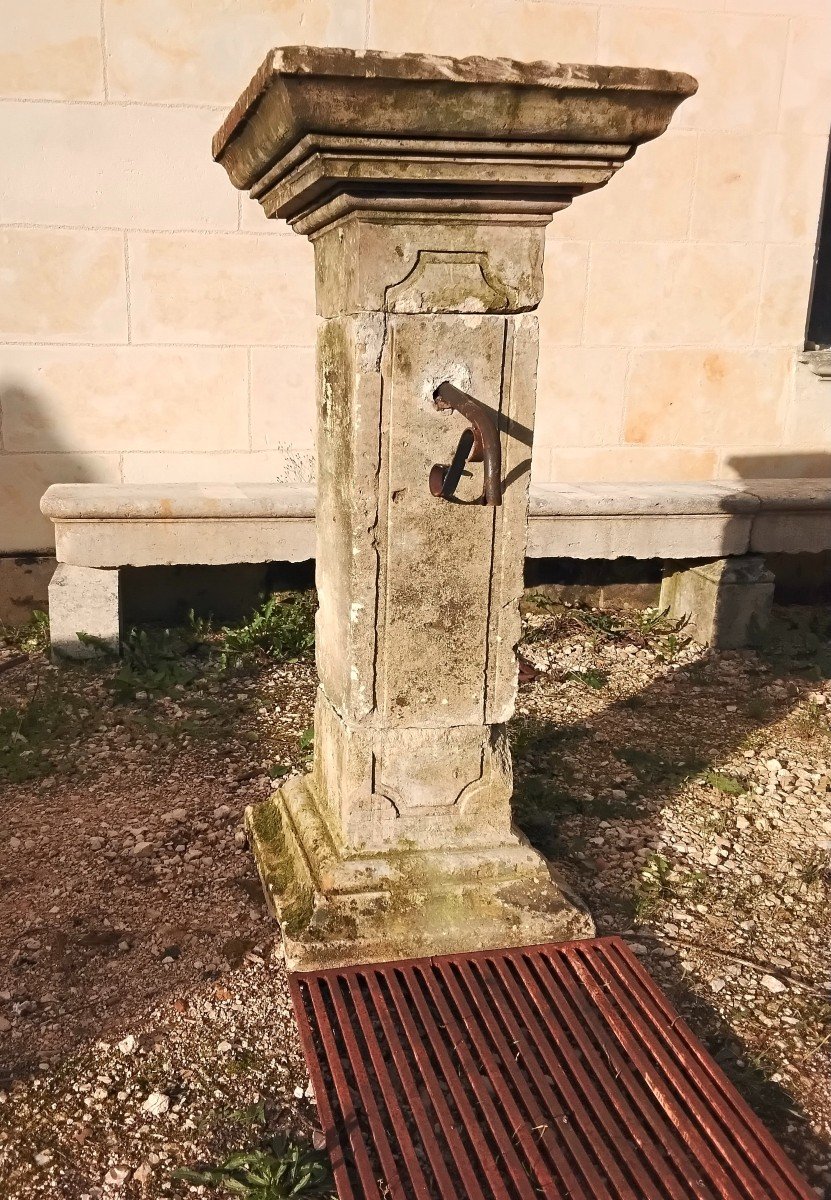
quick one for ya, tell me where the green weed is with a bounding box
[0,677,90,782]
[619,747,706,788]
[220,593,316,665]
[174,1134,334,1199]
[565,668,608,690]
[110,627,203,699]
[0,610,49,654]
[703,770,746,796]
[632,852,673,921]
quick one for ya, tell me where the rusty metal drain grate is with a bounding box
[289,936,813,1200]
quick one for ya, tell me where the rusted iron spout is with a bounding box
[430,382,502,506]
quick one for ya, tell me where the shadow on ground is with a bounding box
[511,603,831,1184]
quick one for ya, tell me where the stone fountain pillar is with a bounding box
[214,47,695,969]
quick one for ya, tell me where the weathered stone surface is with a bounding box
[529,481,758,559]
[213,47,697,221]
[221,48,694,965]
[41,483,316,568]
[48,563,120,660]
[43,478,831,573]
[660,555,774,649]
[245,777,591,972]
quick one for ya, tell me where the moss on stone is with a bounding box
[246,799,314,939]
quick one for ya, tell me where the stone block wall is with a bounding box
[1,0,830,554]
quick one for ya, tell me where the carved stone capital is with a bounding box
[213,46,697,236]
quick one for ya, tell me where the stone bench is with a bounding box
[41,479,831,657]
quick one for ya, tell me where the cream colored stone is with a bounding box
[624,349,790,447]
[250,347,315,450]
[755,244,817,346]
[49,564,120,659]
[0,104,237,230]
[529,482,756,559]
[766,135,830,243]
[0,556,53,627]
[529,513,752,560]
[128,233,316,345]
[660,557,774,649]
[41,481,317,567]
[105,0,366,104]
[727,0,828,19]
[598,9,787,132]
[785,361,831,450]
[369,0,598,62]
[0,346,248,452]
[719,452,831,481]
[0,229,126,342]
[122,450,315,485]
[536,348,629,447]
[539,242,589,347]
[530,446,552,483]
[42,483,317,521]
[584,243,764,347]
[689,134,770,243]
[778,18,831,134]
[0,0,102,98]
[0,454,120,555]
[547,446,718,482]
[313,220,547,318]
[549,131,697,243]
[52,517,316,569]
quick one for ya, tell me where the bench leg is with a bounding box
[48,564,121,661]
[659,555,774,650]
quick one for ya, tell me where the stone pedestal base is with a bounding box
[660,555,774,649]
[246,776,593,971]
[48,563,120,660]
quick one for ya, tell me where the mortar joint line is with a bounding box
[99,0,110,101]
[123,231,132,343]
[247,346,254,451]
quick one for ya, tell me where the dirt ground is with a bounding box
[0,602,829,1197]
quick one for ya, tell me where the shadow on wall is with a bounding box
[0,380,107,623]
[0,381,115,557]
[726,453,831,480]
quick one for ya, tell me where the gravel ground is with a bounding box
[0,603,829,1197]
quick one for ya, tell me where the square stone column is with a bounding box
[660,556,774,649]
[214,47,696,969]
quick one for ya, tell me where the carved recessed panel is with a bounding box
[385,251,511,314]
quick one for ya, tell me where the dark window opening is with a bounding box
[806,137,831,349]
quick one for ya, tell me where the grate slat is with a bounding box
[591,944,777,1200]
[360,972,454,1197]
[383,967,484,1189]
[541,950,718,1200]
[612,943,815,1200]
[468,955,617,1199]
[442,959,583,1198]
[417,961,540,1200]
[573,945,783,1200]
[568,947,742,1199]
[399,963,507,1193]
[487,952,657,1200]
[304,978,383,1199]
[289,937,815,1200]
[517,950,690,1200]
[325,975,409,1199]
